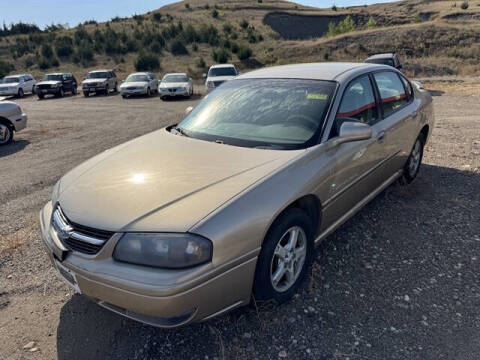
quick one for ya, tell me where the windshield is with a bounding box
[163,75,188,83]
[177,79,336,149]
[366,58,395,67]
[43,74,63,81]
[126,74,149,82]
[208,67,237,77]
[86,72,109,79]
[3,77,20,84]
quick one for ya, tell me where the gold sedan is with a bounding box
[39,62,434,327]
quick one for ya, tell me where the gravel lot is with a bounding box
[0,89,479,360]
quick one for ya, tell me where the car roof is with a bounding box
[45,72,70,75]
[209,64,235,69]
[366,53,395,60]
[163,73,188,76]
[129,72,150,75]
[5,74,31,77]
[236,62,388,81]
[89,69,113,73]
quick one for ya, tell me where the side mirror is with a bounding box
[184,106,194,116]
[412,80,424,90]
[202,73,207,78]
[331,120,372,147]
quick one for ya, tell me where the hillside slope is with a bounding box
[1,0,480,80]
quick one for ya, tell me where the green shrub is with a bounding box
[135,53,160,71]
[41,44,53,58]
[223,23,232,34]
[366,17,377,29]
[248,33,257,43]
[185,3,190,9]
[461,1,469,9]
[170,39,189,55]
[211,9,219,18]
[237,46,252,60]
[55,36,74,57]
[196,57,206,68]
[24,56,35,68]
[212,48,231,63]
[332,5,338,11]
[77,40,94,61]
[231,42,239,53]
[38,58,50,70]
[327,15,356,36]
[153,13,162,22]
[240,19,249,29]
[0,60,14,78]
[50,57,60,67]
[198,24,219,45]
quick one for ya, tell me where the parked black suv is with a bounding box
[36,73,78,99]
[365,53,402,70]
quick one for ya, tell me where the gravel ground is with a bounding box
[0,89,479,360]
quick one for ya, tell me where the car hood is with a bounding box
[0,83,19,88]
[82,78,107,84]
[160,82,188,88]
[206,76,235,83]
[120,81,147,88]
[57,129,301,232]
[37,80,61,86]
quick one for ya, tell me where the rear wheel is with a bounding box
[0,122,13,145]
[253,208,314,303]
[401,134,425,184]
[38,93,44,100]
[113,83,118,93]
[72,84,77,95]
[17,88,24,98]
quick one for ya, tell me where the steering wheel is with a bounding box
[285,114,318,131]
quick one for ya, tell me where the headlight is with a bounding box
[52,83,59,88]
[113,233,213,269]
[207,82,214,88]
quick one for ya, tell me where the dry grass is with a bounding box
[0,214,38,255]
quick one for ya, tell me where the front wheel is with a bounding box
[0,122,13,145]
[17,88,24,98]
[401,135,424,184]
[83,91,89,97]
[72,84,77,95]
[253,208,314,303]
[146,87,151,97]
[57,88,64,98]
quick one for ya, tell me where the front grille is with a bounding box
[52,206,115,255]
[38,84,52,89]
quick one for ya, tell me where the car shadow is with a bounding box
[160,93,203,102]
[428,89,445,97]
[37,93,78,101]
[0,139,29,157]
[56,164,480,359]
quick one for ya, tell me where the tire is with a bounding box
[253,208,314,303]
[57,88,64,98]
[18,88,24,98]
[104,86,109,95]
[113,83,118,93]
[122,94,127,99]
[146,87,151,97]
[160,96,166,101]
[38,94,44,100]
[83,91,89,97]
[0,122,13,145]
[32,85,36,95]
[72,84,77,95]
[401,134,425,184]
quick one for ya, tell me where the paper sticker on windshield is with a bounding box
[307,93,328,100]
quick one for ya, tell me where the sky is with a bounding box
[0,0,396,29]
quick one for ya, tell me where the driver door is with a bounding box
[321,74,390,230]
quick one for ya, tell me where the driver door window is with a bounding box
[331,75,378,138]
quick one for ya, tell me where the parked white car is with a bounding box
[204,64,237,93]
[82,70,118,97]
[0,74,36,98]
[159,73,193,100]
[120,72,158,98]
[0,101,27,145]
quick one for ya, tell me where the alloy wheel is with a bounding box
[270,226,307,292]
[408,139,422,177]
[0,124,12,145]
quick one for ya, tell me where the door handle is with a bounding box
[376,131,386,142]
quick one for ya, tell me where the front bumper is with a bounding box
[82,85,107,93]
[11,113,27,132]
[37,87,60,95]
[120,88,147,96]
[160,88,188,96]
[39,201,256,327]
[0,88,17,96]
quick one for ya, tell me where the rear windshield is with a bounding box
[208,67,237,77]
[163,75,189,83]
[177,79,336,149]
[366,58,395,67]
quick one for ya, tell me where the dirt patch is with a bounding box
[442,12,480,21]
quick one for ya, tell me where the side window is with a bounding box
[337,75,378,125]
[373,71,408,117]
[400,75,414,101]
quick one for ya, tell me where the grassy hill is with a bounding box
[1,0,480,81]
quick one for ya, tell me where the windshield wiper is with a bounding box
[172,126,189,137]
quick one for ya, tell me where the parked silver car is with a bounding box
[82,70,118,97]
[40,63,433,327]
[159,73,193,100]
[204,64,237,93]
[0,74,36,98]
[0,101,27,145]
[120,72,158,98]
